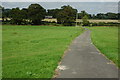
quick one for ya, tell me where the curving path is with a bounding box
[56,29,118,78]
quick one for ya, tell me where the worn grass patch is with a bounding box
[3,25,84,78]
[89,27,119,67]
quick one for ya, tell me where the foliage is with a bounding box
[106,12,118,19]
[10,8,26,25]
[78,12,118,20]
[21,8,28,19]
[57,5,77,26]
[28,4,46,25]
[90,22,120,26]
[2,7,11,21]
[47,9,61,18]
[1,4,119,25]
[82,15,90,26]
[92,12,118,19]
[78,10,90,19]
[0,6,2,18]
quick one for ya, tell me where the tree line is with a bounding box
[1,3,119,26]
[48,9,119,20]
[1,4,77,26]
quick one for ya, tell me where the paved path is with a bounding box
[57,29,118,78]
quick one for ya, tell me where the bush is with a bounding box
[98,22,105,26]
[82,21,90,26]
[63,22,76,26]
[91,22,120,26]
[82,15,90,26]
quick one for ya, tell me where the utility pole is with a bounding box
[76,13,78,27]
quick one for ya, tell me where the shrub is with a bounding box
[82,15,90,26]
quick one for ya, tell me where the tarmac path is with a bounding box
[56,29,118,78]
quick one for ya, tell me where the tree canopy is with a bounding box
[10,8,25,25]
[57,5,77,26]
[82,15,89,26]
[28,4,46,25]
[1,4,119,25]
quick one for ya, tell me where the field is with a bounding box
[1,18,119,23]
[42,19,119,23]
[89,27,119,67]
[2,25,84,78]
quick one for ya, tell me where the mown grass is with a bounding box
[88,27,119,67]
[3,25,84,78]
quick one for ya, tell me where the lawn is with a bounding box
[2,25,84,78]
[89,27,119,67]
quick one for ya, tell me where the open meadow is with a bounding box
[2,2,119,78]
[2,25,84,78]
[1,18,119,23]
[2,25,119,78]
[89,27,119,67]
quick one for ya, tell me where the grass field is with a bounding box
[89,27,119,67]
[2,25,84,78]
[1,18,119,23]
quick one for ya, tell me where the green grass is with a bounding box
[3,25,84,78]
[88,27,119,67]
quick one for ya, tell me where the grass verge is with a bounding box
[88,27,119,68]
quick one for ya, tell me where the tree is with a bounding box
[96,13,107,19]
[28,4,46,25]
[1,7,11,21]
[47,9,61,18]
[78,11,89,19]
[2,9,11,18]
[92,13,118,20]
[91,14,96,19]
[10,7,25,25]
[1,6,4,21]
[118,13,120,20]
[82,15,90,26]
[106,12,118,19]
[21,8,28,19]
[57,5,77,26]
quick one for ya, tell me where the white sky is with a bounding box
[1,0,120,2]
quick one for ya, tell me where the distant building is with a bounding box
[45,16,53,19]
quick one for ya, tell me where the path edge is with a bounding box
[52,28,86,78]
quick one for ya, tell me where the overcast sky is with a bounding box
[1,0,120,2]
[2,2,118,14]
